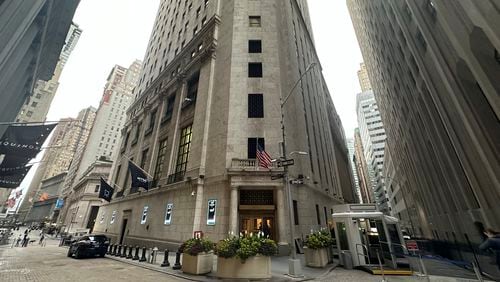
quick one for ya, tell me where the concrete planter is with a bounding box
[216,255,271,279]
[181,252,213,275]
[304,247,329,268]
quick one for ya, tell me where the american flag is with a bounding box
[257,145,272,169]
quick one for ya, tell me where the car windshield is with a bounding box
[89,236,107,242]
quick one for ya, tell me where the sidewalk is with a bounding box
[102,247,336,281]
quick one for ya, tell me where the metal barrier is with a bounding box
[355,243,372,265]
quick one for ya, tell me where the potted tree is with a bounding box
[180,238,215,275]
[304,229,334,268]
[215,233,277,279]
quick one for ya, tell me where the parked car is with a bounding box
[67,235,109,259]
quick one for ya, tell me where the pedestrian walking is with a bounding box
[479,228,500,270]
[39,233,45,245]
[15,234,21,247]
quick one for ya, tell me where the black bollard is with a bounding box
[110,244,115,255]
[132,246,140,260]
[116,245,122,257]
[127,245,133,259]
[172,251,182,270]
[139,247,147,262]
[160,249,170,267]
[107,244,113,255]
[113,244,118,256]
[121,245,127,257]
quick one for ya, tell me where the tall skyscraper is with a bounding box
[357,62,372,92]
[16,23,82,123]
[346,138,361,203]
[61,61,142,197]
[355,61,388,213]
[94,0,353,250]
[17,107,96,221]
[57,61,142,229]
[353,128,373,204]
[0,0,81,137]
[348,0,500,242]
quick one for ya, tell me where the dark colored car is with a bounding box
[67,235,109,259]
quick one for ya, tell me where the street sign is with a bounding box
[277,159,294,167]
[406,240,419,251]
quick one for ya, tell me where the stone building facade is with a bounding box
[94,0,353,251]
[348,0,500,241]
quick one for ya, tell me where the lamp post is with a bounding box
[280,62,317,277]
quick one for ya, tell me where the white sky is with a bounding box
[10,0,363,204]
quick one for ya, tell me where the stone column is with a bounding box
[192,179,204,233]
[228,185,239,236]
[276,185,288,244]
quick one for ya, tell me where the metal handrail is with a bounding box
[355,243,372,265]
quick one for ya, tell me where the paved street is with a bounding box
[0,233,185,282]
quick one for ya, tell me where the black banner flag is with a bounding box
[0,123,57,158]
[128,160,151,190]
[99,178,114,202]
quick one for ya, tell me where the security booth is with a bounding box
[331,204,410,274]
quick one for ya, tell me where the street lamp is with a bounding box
[280,62,317,277]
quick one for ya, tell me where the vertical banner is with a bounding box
[110,210,116,224]
[141,206,148,224]
[206,199,217,225]
[164,203,173,225]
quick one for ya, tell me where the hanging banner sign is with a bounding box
[164,203,173,225]
[207,199,217,226]
[141,206,149,224]
[0,123,57,158]
[55,198,64,209]
[0,165,32,177]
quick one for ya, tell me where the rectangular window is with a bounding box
[175,125,193,174]
[148,109,157,132]
[164,94,176,121]
[140,149,149,169]
[94,185,100,193]
[293,200,299,225]
[316,204,321,225]
[247,137,265,159]
[114,165,121,185]
[323,206,328,226]
[133,122,142,144]
[186,72,200,102]
[248,63,262,77]
[154,139,168,182]
[248,94,264,118]
[248,40,262,53]
[249,16,261,27]
[31,101,37,107]
[26,111,33,117]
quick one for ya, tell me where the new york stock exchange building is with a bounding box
[93,1,355,254]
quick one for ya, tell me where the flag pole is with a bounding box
[122,155,154,179]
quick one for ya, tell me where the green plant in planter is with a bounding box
[304,229,334,249]
[215,234,277,261]
[180,238,214,256]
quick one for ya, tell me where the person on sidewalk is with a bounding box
[15,234,22,247]
[479,228,500,270]
[39,233,45,245]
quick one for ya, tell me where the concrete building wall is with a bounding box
[16,23,82,124]
[347,0,500,242]
[93,0,352,250]
[0,0,80,137]
[353,128,373,204]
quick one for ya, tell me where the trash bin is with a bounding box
[341,250,353,269]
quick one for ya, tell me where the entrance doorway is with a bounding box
[86,206,99,233]
[239,215,275,240]
[119,218,128,244]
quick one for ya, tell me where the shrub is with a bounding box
[215,234,277,261]
[181,238,214,256]
[304,229,334,249]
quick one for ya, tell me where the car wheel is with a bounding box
[74,248,82,259]
[67,248,72,257]
[99,252,105,258]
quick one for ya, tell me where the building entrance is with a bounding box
[239,214,275,240]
